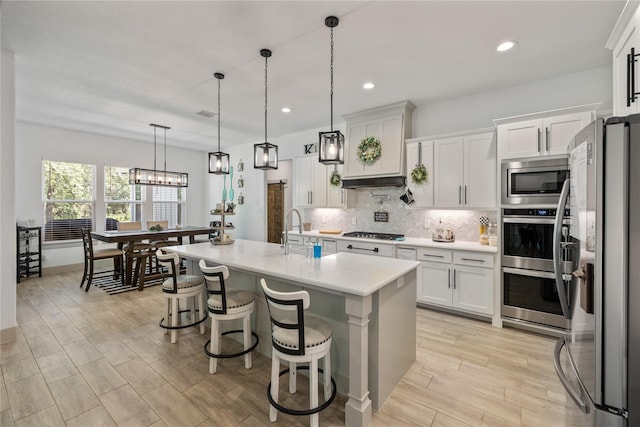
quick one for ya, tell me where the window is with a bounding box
[42,160,96,241]
[104,166,143,230]
[152,186,185,228]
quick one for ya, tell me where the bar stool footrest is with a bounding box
[267,366,337,416]
[204,330,259,359]
[159,309,207,330]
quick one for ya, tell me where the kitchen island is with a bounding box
[164,239,419,427]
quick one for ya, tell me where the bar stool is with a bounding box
[155,250,207,343]
[199,260,259,374]
[260,278,337,427]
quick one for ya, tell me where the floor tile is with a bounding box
[13,405,65,427]
[50,324,85,345]
[65,405,117,427]
[100,384,161,427]
[1,353,40,384]
[115,358,167,395]
[25,334,63,359]
[19,321,51,339]
[0,410,14,427]
[63,339,102,367]
[78,358,127,395]
[48,373,100,420]
[0,374,9,412]
[95,338,138,366]
[36,351,78,384]
[5,374,55,420]
[142,383,207,426]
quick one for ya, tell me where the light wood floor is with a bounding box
[1,271,579,426]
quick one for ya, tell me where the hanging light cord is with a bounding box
[153,125,157,171]
[330,24,334,132]
[163,127,167,174]
[217,76,221,151]
[264,53,268,143]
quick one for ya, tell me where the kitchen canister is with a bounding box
[479,216,489,245]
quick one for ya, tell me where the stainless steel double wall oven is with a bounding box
[501,157,570,329]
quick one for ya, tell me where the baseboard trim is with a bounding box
[0,326,17,344]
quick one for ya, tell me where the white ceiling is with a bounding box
[1,1,625,151]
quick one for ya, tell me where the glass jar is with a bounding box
[488,223,497,246]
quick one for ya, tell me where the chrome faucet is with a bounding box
[283,208,302,255]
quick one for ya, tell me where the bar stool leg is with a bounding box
[164,299,170,335]
[209,317,220,374]
[310,357,319,427]
[243,315,252,369]
[170,298,179,344]
[198,294,205,335]
[289,361,297,393]
[270,352,280,422]
[324,352,332,400]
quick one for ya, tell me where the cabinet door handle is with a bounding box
[310,191,313,205]
[460,257,485,263]
[341,189,344,205]
[629,50,633,107]
[448,268,451,289]
[631,47,638,106]
[458,186,462,204]
[464,185,467,205]
[423,254,445,259]
[453,269,456,290]
[545,127,550,152]
[537,128,541,153]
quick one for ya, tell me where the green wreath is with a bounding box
[357,136,382,165]
[329,169,341,187]
[411,164,428,185]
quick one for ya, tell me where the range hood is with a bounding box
[341,176,406,189]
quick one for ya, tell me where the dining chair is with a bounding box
[80,228,124,292]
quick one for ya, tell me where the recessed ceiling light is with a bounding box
[497,41,516,52]
[281,107,291,113]
[363,82,375,90]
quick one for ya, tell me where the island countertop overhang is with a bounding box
[163,239,420,297]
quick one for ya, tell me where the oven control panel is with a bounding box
[503,208,569,217]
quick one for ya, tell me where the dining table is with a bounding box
[90,225,212,289]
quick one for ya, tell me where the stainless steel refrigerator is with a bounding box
[552,115,640,426]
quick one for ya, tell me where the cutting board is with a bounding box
[319,229,342,234]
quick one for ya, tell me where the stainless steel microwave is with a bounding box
[501,157,569,205]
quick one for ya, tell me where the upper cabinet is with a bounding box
[495,106,596,161]
[405,139,434,208]
[343,101,415,179]
[293,156,352,208]
[608,2,640,116]
[433,131,496,209]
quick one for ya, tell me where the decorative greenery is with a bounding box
[411,164,428,185]
[329,169,341,187]
[149,224,163,231]
[357,136,382,165]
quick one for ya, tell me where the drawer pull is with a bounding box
[347,244,379,253]
[460,257,485,263]
[423,254,445,258]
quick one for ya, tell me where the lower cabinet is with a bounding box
[417,248,494,316]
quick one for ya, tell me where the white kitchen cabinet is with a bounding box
[405,139,434,208]
[433,131,496,208]
[326,164,348,208]
[343,101,415,179]
[417,248,494,316]
[320,237,338,255]
[497,111,593,160]
[337,239,395,258]
[293,155,327,207]
[609,2,640,116]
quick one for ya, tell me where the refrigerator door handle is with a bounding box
[553,336,589,413]
[553,178,571,318]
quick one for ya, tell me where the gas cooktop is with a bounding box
[342,231,405,241]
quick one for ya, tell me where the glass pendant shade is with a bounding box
[253,142,278,170]
[209,72,230,175]
[129,124,189,187]
[319,130,344,164]
[208,151,230,174]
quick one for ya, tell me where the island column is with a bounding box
[345,293,373,427]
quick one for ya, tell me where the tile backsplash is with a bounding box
[303,187,497,242]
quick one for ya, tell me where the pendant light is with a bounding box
[129,124,188,187]
[318,16,344,165]
[208,72,230,174]
[254,48,278,169]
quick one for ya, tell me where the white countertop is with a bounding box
[164,239,420,297]
[289,231,498,254]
